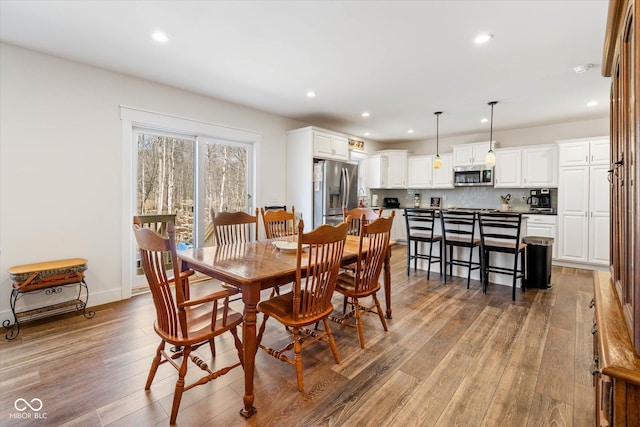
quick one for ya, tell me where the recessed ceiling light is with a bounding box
[408,129,414,134]
[306,91,317,98]
[364,132,370,136]
[480,118,489,123]
[573,64,593,74]
[361,112,370,118]
[151,31,169,43]
[474,33,493,44]
[587,100,598,107]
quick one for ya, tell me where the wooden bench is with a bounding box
[4,258,95,340]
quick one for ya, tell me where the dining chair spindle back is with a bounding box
[132,217,244,425]
[330,211,394,348]
[256,219,348,391]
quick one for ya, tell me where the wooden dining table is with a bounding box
[177,235,393,418]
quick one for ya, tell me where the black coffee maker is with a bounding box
[527,188,552,211]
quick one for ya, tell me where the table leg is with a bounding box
[384,247,392,319]
[240,285,259,418]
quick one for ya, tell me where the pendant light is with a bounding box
[485,101,498,168]
[433,111,443,169]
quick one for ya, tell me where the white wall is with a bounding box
[387,117,609,155]
[0,43,305,322]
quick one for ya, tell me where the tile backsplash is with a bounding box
[370,187,556,211]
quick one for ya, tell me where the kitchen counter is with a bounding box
[373,206,556,215]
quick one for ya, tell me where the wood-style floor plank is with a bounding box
[0,247,598,426]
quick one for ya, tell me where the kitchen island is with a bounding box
[384,206,556,289]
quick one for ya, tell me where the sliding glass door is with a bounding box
[134,129,253,289]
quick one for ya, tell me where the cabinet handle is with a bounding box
[589,298,595,308]
[590,364,601,377]
[592,323,597,335]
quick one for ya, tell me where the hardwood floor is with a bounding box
[0,246,595,426]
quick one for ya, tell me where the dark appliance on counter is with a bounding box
[313,159,358,228]
[453,166,494,187]
[383,197,400,208]
[527,188,552,212]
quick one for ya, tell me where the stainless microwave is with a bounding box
[453,166,494,187]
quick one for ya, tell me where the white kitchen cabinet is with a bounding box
[494,148,522,188]
[408,155,433,188]
[367,154,388,189]
[452,142,493,166]
[558,137,609,166]
[385,150,408,188]
[524,214,558,259]
[433,154,454,188]
[521,144,557,187]
[557,138,610,266]
[313,130,349,161]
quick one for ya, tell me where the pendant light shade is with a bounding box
[485,101,498,168]
[433,111,443,169]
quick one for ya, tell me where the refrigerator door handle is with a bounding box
[340,168,347,208]
[344,167,351,209]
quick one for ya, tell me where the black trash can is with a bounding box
[523,236,554,289]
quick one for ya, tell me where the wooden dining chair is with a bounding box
[343,205,383,236]
[440,210,481,288]
[260,206,296,239]
[404,208,442,279]
[330,212,394,348]
[478,212,526,300]
[256,219,348,392]
[211,209,259,245]
[132,217,244,425]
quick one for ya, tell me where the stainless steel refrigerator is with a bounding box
[313,160,358,228]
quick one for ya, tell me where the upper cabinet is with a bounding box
[453,142,493,166]
[558,137,610,166]
[407,155,434,188]
[313,129,349,161]
[494,148,522,188]
[370,150,407,188]
[367,154,389,189]
[494,144,558,188]
[521,144,558,187]
[407,154,453,189]
[433,154,454,188]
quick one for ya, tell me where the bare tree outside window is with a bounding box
[137,133,249,247]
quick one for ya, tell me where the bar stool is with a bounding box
[477,212,526,300]
[404,208,442,279]
[440,210,481,288]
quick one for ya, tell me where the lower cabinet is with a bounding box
[592,271,640,426]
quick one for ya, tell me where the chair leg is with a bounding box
[145,340,164,390]
[414,241,418,272]
[209,338,216,357]
[230,326,244,367]
[520,250,526,292]
[322,318,340,364]
[256,313,270,352]
[442,244,448,284]
[353,298,365,349]
[512,251,519,301]
[449,246,454,277]
[406,241,411,276]
[292,327,304,392]
[373,294,388,332]
[427,241,434,280]
[466,246,473,289]
[169,346,190,424]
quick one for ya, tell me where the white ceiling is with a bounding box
[0,0,611,143]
